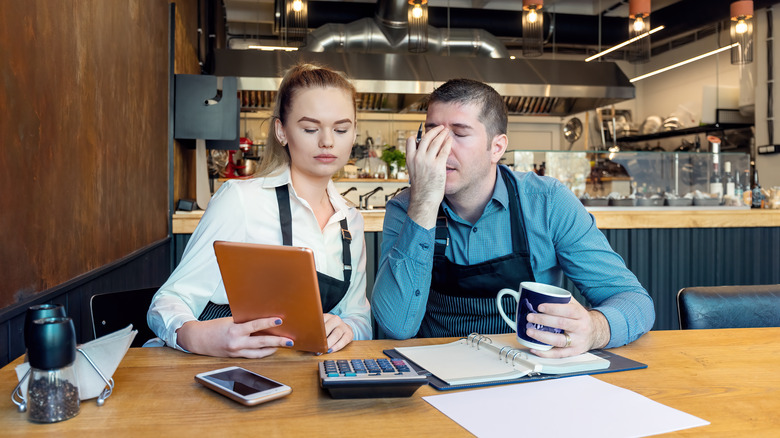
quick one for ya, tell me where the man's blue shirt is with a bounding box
[371,165,655,348]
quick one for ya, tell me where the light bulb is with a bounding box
[632,16,645,33]
[412,4,423,19]
[292,0,302,13]
[527,9,538,24]
[735,19,748,35]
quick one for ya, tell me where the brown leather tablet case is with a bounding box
[213,241,328,353]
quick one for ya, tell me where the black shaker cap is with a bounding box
[27,317,76,370]
[24,304,66,350]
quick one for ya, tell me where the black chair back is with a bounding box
[677,285,780,329]
[90,287,159,347]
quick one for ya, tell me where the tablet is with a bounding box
[213,240,329,354]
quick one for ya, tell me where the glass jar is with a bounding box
[27,363,80,423]
[26,316,80,423]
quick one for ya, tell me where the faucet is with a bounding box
[359,187,383,209]
[340,186,357,197]
[385,186,408,202]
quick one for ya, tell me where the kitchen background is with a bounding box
[2,0,779,368]
[208,0,779,210]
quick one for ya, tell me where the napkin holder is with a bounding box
[12,325,136,410]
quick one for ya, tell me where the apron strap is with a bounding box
[339,218,352,289]
[434,208,449,257]
[275,185,293,246]
[500,166,527,254]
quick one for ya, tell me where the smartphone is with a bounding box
[195,366,292,406]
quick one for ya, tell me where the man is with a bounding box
[371,78,654,358]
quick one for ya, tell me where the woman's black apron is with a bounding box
[417,166,536,338]
[198,185,351,321]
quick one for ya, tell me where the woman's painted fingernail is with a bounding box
[327,348,333,353]
[286,340,294,347]
[275,319,282,325]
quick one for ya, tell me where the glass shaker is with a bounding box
[12,304,68,412]
[26,316,80,423]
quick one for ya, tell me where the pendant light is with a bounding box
[408,0,429,53]
[628,0,651,64]
[522,0,544,57]
[283,0,307,47]
[730,1,753,64]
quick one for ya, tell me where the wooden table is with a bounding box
[2,328,779,436]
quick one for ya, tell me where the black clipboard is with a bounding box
[384,348,647,391]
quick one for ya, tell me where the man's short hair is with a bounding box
[427,78,508,140]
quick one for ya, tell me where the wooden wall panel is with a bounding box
[0,1,169,309]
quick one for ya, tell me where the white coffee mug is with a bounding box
[496,281,572,351]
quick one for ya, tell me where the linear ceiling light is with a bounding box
[630,43,738,82]
[730,1,754,64]
[522,0,544,57]
[585,26,664,62]
[247,45,299,51]
[628,0,652,63]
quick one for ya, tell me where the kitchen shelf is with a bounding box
[616,123,752,143]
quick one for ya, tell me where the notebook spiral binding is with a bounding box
[463,332,541,376]
[464,333,493,350]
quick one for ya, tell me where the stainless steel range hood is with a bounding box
[214,49,635,116]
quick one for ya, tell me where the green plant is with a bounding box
[380,146,406,169]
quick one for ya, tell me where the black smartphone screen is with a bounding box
[201,369,283,396]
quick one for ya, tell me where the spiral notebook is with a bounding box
[388,333,646,390]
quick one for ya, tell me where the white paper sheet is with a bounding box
[423,375,709,438]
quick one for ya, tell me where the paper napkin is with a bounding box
[16,325,137,400]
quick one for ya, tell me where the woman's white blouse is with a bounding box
[148,168,371,350]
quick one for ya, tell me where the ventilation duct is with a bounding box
[218,0,635,116]
[301,0,507,58]
[214,49,635,116]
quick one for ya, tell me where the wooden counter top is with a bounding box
[173,208,779,234]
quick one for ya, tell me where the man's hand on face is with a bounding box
[405,125,452,229]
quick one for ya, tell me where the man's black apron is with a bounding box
[198,185,351,320]
[417,166,536,337]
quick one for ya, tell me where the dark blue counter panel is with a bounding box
[175,227,779,331]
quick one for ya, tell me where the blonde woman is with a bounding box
[148,64,370,358]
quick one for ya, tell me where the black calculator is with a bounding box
[318,358,428,399]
